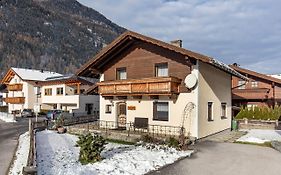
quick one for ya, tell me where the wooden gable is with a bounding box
[101,41,193,81]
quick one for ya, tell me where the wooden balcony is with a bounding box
[7,83,23,91]
[97,77,182,96]
[4,97,25,104]
[232,88,270,100]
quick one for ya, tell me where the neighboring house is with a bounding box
[77,31,245,139]
[230,64,281,108]
[38,75,99,115]
[1,68,99,115]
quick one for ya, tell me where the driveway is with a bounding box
[0,118,29,175]
[151,141,281,175]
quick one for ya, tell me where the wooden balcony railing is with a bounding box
[232,88,270,100]
[7,83,23,91]
[97,77,182,96]
[4,97,25,104]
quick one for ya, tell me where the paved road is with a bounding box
[151,141,281,175]
[0,118,29,175]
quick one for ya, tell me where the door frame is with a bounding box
[116,101,127,128]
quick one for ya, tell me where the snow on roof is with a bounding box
[11,67,62,81]
[210,58,247,80]
[269,74,281,80]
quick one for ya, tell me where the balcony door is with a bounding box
[117,102,127,128]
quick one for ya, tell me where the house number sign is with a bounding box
[128,106,136,110]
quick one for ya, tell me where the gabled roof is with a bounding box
[229,65,281,85]
[76,30,246,80]
[1,67,62,84]
[39,74,97,86]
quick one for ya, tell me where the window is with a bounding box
[207,102,213,121]
[44,88,52,96]
[116,68,127,80]
[251,81,258,88]
[153,102,169,121]
[155,63,168,77]
[221,103,227,119]
[247,104,258,109]
[105,104,112,114]
[56,87,63,95]
[238,80,246,89]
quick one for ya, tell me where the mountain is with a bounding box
[0,0,125,77]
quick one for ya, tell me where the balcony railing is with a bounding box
[4,97,25,104]
[232,88,270,100]
[7,83,23,91]
[97,76,181,96]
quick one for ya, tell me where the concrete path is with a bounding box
[0,118,28,175]
[151,141,281,175]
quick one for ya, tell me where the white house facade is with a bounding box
[1,68,99,116]
[77,31,246,139]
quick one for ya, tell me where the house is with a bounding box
[38,75,99,115]
[1,68,99,115]
[77,31,245,139]
[230,64,281,108]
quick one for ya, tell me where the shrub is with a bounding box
[166,137,179,148]
[76,134,107,165]
[235,106,281,120]
[140,134,154,143]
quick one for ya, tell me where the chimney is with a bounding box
[170,40,182,48]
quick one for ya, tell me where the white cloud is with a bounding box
[78,0,281,74]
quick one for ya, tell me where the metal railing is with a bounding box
[72,120,184,138]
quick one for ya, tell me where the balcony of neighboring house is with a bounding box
[4,97,25,104]
[97,76,182,97]
[232,88,270,100]
[7,83,23,91]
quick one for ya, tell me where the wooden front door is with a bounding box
[117,103,127,128]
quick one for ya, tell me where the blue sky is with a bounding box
[78,0,281,74]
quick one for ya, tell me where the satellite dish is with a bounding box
[184,74,197,89]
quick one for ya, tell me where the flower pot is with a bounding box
[57,127,66,134]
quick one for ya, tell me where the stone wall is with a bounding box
[237,119,281,130]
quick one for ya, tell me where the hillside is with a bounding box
[0,0,125,77]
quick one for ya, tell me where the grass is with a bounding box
[106,138,136,145]
[234,141,272,148]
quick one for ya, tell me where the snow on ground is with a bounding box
[237,129,281,144]
[9,132,30,175]
[37,130,193,175]
[0,112,16,122]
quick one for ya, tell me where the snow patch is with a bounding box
[9,132,30,175]
[37,130,193,175]
[0,112,16,122]
[237,129,281,143]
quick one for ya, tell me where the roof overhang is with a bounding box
[76,30,246,80]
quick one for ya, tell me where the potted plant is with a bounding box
[55,114,66,134]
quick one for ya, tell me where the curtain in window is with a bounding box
[119,71,127,80]
[157,66,168,77]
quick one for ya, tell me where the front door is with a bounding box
[117,103,127,128]
[85,103,93,115]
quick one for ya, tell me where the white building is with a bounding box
[1,68,99,115]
